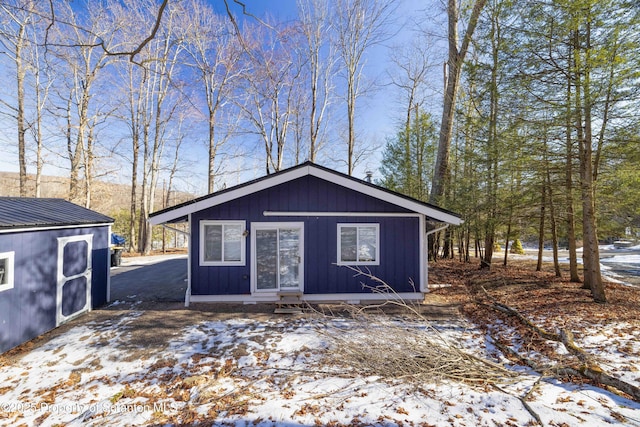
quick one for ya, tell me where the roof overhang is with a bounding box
[149,163,463,226]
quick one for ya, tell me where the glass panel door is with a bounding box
[279,229,300,289]
[256,229,278,290]
[253,224,303,292]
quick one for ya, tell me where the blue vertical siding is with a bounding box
[190,175,421,297]
[0,225,110,353]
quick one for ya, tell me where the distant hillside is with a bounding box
[0,172,196,218]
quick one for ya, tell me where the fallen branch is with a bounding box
[480,289,640,403]
[310,267,517,387]
[483,292,593,367]
[492,383,544,426]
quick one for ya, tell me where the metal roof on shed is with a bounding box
[0,197,113,231]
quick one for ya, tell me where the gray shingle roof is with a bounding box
[0,197,113,231]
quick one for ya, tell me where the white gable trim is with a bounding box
[150,167,308,225]
[308,167,461,224]
[149,164,462,226]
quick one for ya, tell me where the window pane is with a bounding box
[256,229,278,289]
[340,226,357,262]
[204,224,222,262]
[279,228,300,288]
[223,224,242,262]
[358,226,377,262]
[63,240,88,277]
[0,258,6,285]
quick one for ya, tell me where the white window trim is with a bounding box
[0,251,15,292]
[337,223,380,266]
[199,220,246,266]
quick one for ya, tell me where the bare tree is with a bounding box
[297,0,335,162]
[0,1,37,196]
[116,58,144,251]
[333,0,395,175]
[25,17,54,198]
[388,36,435,196]
[239,21,305,174]
[430,0,486,204]
[108,0,189,253]
[48,2,119,206]
[183,1,243,193]
[137,1,187,254]
[564,54,580,282]
[0,0,170,63]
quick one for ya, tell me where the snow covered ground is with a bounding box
[1,304,639,426]
[520,244,640,286]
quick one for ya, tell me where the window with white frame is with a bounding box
[337,224,379,265]
[0,251,15,292]
[200,221,246,266]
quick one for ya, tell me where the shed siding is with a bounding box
[190,175,420,297]
[0,226,109,353]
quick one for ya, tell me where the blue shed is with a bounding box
[0,197,113,353]
[149,162,462,306]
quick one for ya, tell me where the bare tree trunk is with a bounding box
[65,92,84,204]
[298,0,332,163]
[546,152,561,277]
[574,25,606,302]
[334,0,395,175]
[139,125,150,253]
[503,220,511,267]
[565,54,580,282]
[536,184,545,272]
[208,115,216,193]
[430,0,486,205]
[84,125,95,208]
[129,137,138,252]
[464,227,471,262]
[15,22,27,197]
[128,67,140,253]
[33,60,48,198]
[579,102,605,301]
[480,7,500,270]
[346,77,356,175]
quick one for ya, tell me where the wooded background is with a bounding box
[1,0,638,302]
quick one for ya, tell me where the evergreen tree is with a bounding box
[378,110,437,201]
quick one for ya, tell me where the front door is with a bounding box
[252,223,304,293]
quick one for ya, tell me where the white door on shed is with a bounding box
[56,234,93,326]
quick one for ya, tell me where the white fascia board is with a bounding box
[150,164,462,226]
[308,168,463,225]
[0,222,113,234]
[149,166,311,225]
[263,211,421,217]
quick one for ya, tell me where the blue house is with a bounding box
[149,162,462,306]
[0,197,113,353]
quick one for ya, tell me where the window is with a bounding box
[337,224,379,265]
[0,251,15,292]
[200,221,246,266]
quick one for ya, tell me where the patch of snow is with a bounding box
[1,311,639,426]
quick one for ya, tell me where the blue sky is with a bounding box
[0,0,447,194]
[209,0,447,180]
